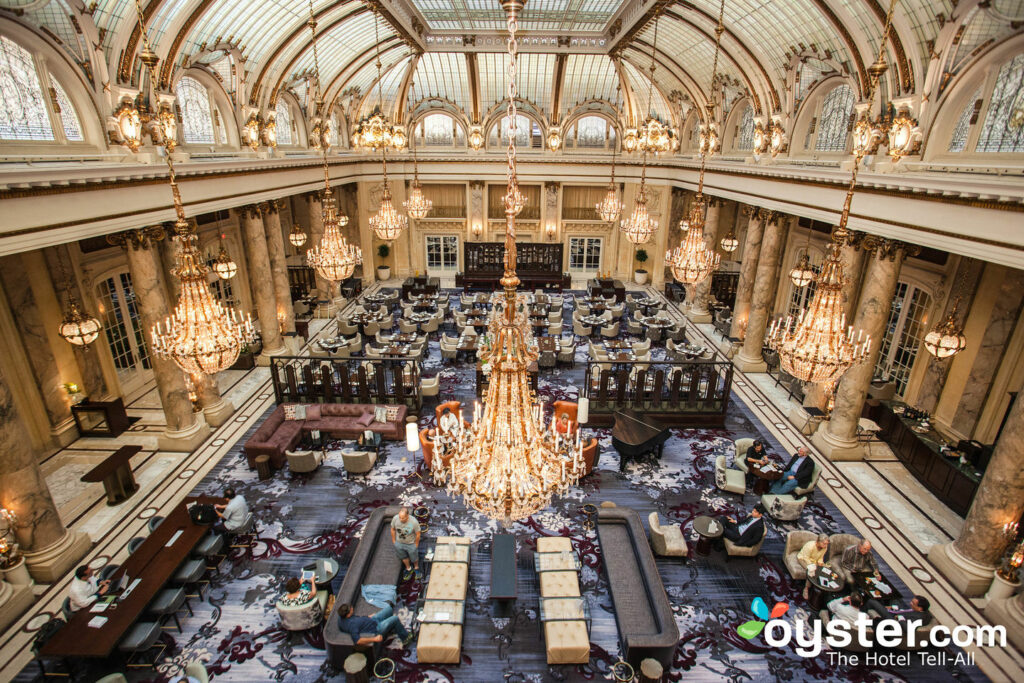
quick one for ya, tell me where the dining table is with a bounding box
[537,337,561,353]
[347,312,390,332]
[603,340,632,351]
[579,315,605,332]
[378,343,411,357]
[636,300,663,315]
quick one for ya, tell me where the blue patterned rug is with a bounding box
[25,291,986,682]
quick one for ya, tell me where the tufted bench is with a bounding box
[417,537,470,664]
[536,535,589,665]
[539,571,581,598]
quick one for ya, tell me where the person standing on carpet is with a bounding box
[391,506,422,581]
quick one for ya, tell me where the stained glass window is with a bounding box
[50,75,82,141]
[275,99,293,146]
[948,87,982,153]
[0,36,54,141]
[814,84,854,152]
[419,113,456,146]
[568,115,609,149]
[976,54,1024,153]
[489,114,533,147]
[175,75,215,144]
[736,105,754,151]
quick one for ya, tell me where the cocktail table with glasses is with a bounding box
[806,564,844,610]
[692,515,723,555]
[853,573,903,605]
[417,599,465,626]
[751,460,784,495]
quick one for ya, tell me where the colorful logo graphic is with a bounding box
[737,597,789,639]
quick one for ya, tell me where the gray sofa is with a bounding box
[324,506,404,668]
[597,506,680,668]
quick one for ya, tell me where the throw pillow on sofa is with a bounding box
[306,404,321,420]
[294,404,307,420]
[385,406,401,422]
[357,412,374,428]
[374,406,388,424]
[283,405,297,421]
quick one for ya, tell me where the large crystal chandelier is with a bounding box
[665,0,724,286]
[305,0,361,283]
[765,0,899,386]
[435,0,585,524]
[370,178,408,241]
[403,83,432,220]
[125,0,253,375]
[621,17,677,157]
[352,11,407,153]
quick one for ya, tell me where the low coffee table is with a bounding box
[490,534,517,617]
[692,515,724,555]
[751,461,784,495]
[303,557,340,594]
[806,565,843,610]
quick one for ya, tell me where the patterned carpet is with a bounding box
[22,290,987,682]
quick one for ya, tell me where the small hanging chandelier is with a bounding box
[371,183,408,241]
[621,187,657,244]
[438,0,585,524]
[720,230,739,253]
[666,0,724,287]
[596,96,624,223]
[211,235,237,280]
[698,120,719,157]
[752,121,768,155]
[242,113,261,151]
[403,83,433,220]
[546,126,562,151]
[790,253,815,287]
[768,120,787,157]
[666,197,720,284]
[59,299,102,347]
[924,305,967,359]
[289,223,308,247]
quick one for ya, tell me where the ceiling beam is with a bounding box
[395,52,422,123]
[466,52,481,124]
[550,54,568,124]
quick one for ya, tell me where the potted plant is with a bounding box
[376,244,392,281]
[0,509,29,586]
[634,248,649,285]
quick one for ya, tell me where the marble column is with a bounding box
[115,228,210,452]
[686,197,722,323]
[930,392,1024,597]
[728,207,765,340]
[735,213,788,372]
[813,239,908,460]
[305,192,335,301]
[0,366,89,583]
[838,233,867,322]
[239,206,287,363]
[43,245,107,399]
[261,200,297,340]
[156,235,235,427]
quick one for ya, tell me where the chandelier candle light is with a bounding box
[305,0,362,283]
[765,0,900,386]
[211,234,237,280]
[665,0,724,286]
[435,0,585,524]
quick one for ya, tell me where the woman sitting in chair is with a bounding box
[279,575,316,607]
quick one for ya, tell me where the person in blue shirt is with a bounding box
[336,602,412,647]
[769,447,815,495]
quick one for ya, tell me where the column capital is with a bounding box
[762,209,783,225]
[107,226,165,250]
[261,199,285,215]
[860,235,920,261]
[237,203,264,220]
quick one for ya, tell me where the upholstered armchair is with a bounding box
[277,590,328,631]
[435,400,469,429]
[714,455,746,495]
[420,428,435,470]
[733,438,755,473]
[794,462,822,496]
[421,374,440,397]
[342,449,377,476]
[826,533,860,587]
[782,530,819,580]
[552,401,578,433]
[286,449,325,474]
[581,437,599,476]
[761,493,808,521]
[648,512,688,557]
[724,525,767,558]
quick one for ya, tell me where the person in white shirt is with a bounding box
[828,592,866,627]
[69,565,109,611]
[214,487,249,533]
[438,407,459,434]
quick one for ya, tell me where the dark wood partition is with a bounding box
[271,357,421,410]
[456,242,570,290]
[582,359,732,427]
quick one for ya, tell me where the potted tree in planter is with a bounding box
[0,508,30,586]
[376,244,392,281]
[634,248,649,285]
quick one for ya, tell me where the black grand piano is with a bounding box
[611,409,671,471]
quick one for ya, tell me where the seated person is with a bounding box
[827,591,866,627]
[336,602,413,647]
[279,575,317,606]
[769,447,815,495]
[864,594,933,632]
[720,504,766,547]
[214,487,249,534]
[438,407,459,434]
[798,534,830,599]
[840,538,881,581]
[745,439,770,470]
[555,412,575,436]
[69,565,110,612]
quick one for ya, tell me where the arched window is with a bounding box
[275,99,294,145]
[565,115,613,149]
[175,75,215,144]
[1,35,54,140]
[489,114,539,148]
[814,84,855,152]
[948,87,982,153]
[50,76,82,141]
[736,105,755,151]
[417,113,457,146]
[975,53,1024,153]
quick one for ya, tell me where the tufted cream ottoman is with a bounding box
[544,619,590,664]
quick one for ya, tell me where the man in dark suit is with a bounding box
[769,447,815,495]
[864,594,934,636]
[721,503,766,547]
